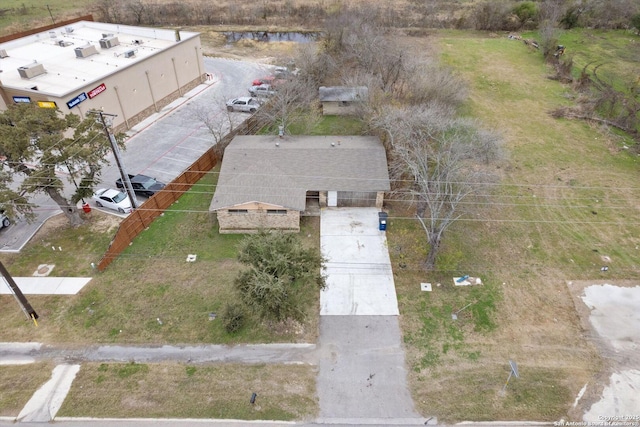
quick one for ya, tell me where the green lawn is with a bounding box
[0,168,321,345]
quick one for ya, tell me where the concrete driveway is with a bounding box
[319,207,399,316]
[317,207,427,424]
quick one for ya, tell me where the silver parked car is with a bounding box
[226,97,261,113]
[248,84,276,98]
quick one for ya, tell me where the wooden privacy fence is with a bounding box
[96,115,267,271]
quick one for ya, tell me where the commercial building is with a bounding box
[0,20,205,132]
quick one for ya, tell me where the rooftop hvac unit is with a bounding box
[0,49,8,58]
[65,26,74,33]
[49,31,57,39]
[57,40,73,47]
[75,45,99,58]
[123,50,135,58]
[99,36,119,49]
[18,62,46,79]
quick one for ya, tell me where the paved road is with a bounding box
[0,57,272,253]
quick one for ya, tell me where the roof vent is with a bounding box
[99,36,119,49]
[0,49,8,58]
[75,44,99,58]
[133,39,143,45]
[18,62,46,79]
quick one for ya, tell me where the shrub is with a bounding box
[512,2,538,29]
[220,302,246,334]
[631,13,640,34]
[471,1,511,31]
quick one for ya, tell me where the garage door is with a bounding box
[337,191,377,207]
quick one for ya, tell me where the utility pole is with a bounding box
[0,261,38,325]
[90,110,139,209]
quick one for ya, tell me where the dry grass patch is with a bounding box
[385,30,640,422]
[59,362,318,420]
[0,362,55,417]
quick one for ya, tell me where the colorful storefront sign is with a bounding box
[66,92,87,109]
[87,83,106,99]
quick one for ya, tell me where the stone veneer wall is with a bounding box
[217,209,300,233]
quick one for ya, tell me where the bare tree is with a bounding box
[255,77,320,135]
[374,104,502,270]
[403,59,469,108]
[189,97,240,158]
[470,1,510,31]
[256,45,330,135]
[127,0,146,25]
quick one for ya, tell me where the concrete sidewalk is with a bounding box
[0,277,92,295]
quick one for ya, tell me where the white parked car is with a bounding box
[226,97,261,113]
[92,188,133,214]
[248,84,276,98]
[0,209,10,228]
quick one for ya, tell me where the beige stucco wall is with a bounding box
[0,35,205,132]
[216,201,300,233]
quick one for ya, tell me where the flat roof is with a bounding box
[0,21,199,98]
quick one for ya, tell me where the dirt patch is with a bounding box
[31,213,68,243]
[87,211,123,234]
[32,211,122,245]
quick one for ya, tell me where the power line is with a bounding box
[9,165,640,193]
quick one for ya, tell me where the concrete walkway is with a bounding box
[16,364,80,422]
[0,343,318,366]
[0,277,92,295]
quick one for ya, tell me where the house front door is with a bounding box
[327,191,337,207]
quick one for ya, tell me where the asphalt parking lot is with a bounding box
[0,57,270,252]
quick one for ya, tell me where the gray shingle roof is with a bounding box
[210,135,390,211]
[318,86,368,102]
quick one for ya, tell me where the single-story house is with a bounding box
[209,135,390,233]
[318,86,368,115]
